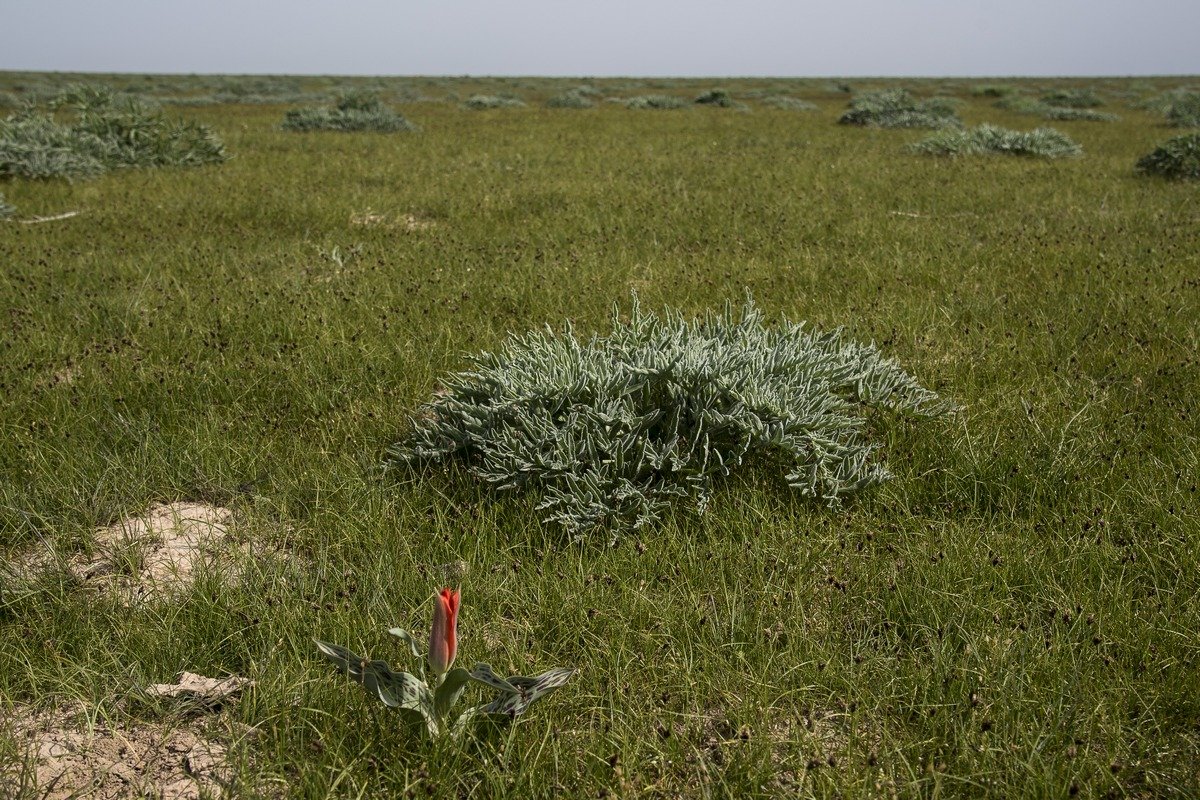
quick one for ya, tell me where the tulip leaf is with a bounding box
[387,627,426,679]
[468,663,517,694]
[482,666,576,717]
[434,667,471,718]
[315,639,437,732]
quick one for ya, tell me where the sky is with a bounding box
[2,0,1197,77]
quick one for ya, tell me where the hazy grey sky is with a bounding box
[3,0,1197,76]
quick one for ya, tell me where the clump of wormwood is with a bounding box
[0,84,227,181]
[387,298,952,540]
[0,192,13,219]
[970,84,1018,98]
[694,89,744,109]
[545,89,594,109]
[1135,132,1200,180]
[1164,92,1200,127]
[995,95,1118,122]
[911,124,1081,159]
[760,96,818,111]
[838,89,961,129]
[463,94,526,110]
[1040,88,1104,109]
[281,91,415,132]
[624,94,690,110]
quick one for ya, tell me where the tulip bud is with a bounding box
[429,587,460,675]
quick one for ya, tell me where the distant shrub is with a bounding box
[995,95,1042,113]
[0,85,227,180]
[998,95,1118,122]
[212,91,319,105]
[912,124,1082,158]
[760,96,818,111]
[624,94,690,110]
[282,92,415,132]
[1131,87,1200,116]
[838,89,961,129]
[463,94,526,110]
[694,89,737,107]
[971,84,1018,98]
[1041,89,1103,108]
[386,298,951,540]
[1135,132,1200,180]
[0,192,13,219]
[545,90,594,109]
[1038,106,1118,122]
[1164,92,1200,127]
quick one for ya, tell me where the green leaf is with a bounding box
[388,627,426,679]
[468,663,517,694]
[315,639,437,733]
[434,667,472,718]
[482,666,575,717]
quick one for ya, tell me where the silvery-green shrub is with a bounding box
[388,298,951,540]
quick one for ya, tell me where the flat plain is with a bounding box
[1,74,1198,798]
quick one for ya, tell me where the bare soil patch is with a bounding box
[2,697,252,800]
[8,502,271,604]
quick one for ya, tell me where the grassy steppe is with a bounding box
[2,76,1198,798]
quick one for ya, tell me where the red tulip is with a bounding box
[429,587,460,674]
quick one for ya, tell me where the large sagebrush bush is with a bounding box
[1135,132,1200,180]
[0,85,226,180]
[281,92,415,132]
[838,89,960,129]
[912,124,1081,158]
[387,298,951,540]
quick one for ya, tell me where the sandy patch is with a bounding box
[8,502,263,604]
[73,502,236,602]
[2,698,253,800]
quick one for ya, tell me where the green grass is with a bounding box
[1,74,1199,799]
